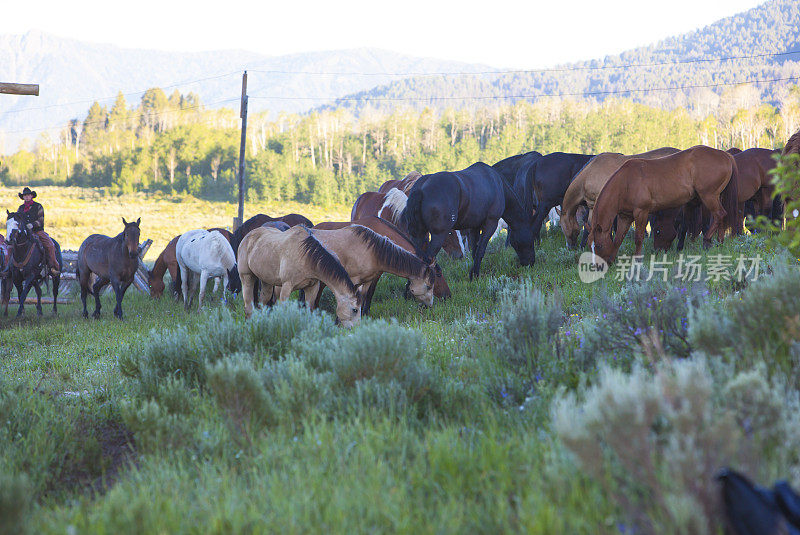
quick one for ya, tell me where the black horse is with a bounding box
[401,162,535,279]
[4,211,63,317]
[492,150,543,212]
[77,218,141,320]
[524,152,595,243]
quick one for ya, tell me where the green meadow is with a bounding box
[1,189,799,534]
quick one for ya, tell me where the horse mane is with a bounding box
[349,224,430,281]
[380,188,408,224]
[299,229,356,294]
[783,128,800,157]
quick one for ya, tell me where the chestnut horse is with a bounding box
[77,217,141,319]
[314,216,450,314]
[561,147,680,248]
[148,227,233,298]
[237,225,361,326]
[589,145,739,263]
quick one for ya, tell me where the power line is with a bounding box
[4,98,241,135]
[247,50,800,77]
[247,75,800,103]
[0,71,241,116]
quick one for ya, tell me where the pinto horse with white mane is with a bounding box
[176,229,240,310]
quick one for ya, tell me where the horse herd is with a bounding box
[1,134,796,325]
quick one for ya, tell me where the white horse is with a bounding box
[176,229,239,310]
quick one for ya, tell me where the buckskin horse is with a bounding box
[314,216,451,314]
[77,217,141,319]
[230,213,314,258]
[307,224,436,315]
[237,225,362,327]
[589,145,739,264]
[401,162,535,278]
[4,211,63,317]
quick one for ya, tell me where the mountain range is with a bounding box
[2,0,800,153]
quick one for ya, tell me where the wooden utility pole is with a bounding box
[235,71,248,230]
[0,83,39,96]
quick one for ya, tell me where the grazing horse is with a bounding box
[561,148,680,248]
[522,152,595,243]
[176,229,240,310]
[230,213,314,257]
[4,211,63,317]
[401,162,535,279]
[314,216,450,312]
[352,188,466,259]
[148,227,235,299]
[589,145,739,264]
[77,218,141,319]
[237,225,362,326]
[308,224,436,315]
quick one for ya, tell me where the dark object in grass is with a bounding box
[717,468,800,535]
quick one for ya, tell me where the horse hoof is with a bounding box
[82,311,88,319]
[92,312,101,319]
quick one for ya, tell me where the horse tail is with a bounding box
[723,155,742,235]
[381,188,408,225]
[401,188,425,237]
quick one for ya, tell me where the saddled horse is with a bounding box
[4,211,63,317]
[378,171,423,194]
[230,213,314,257]
[589,145,739,263]
[308,224,436,315]
[314,216,450,313]
[176,229,240,310]
[401,162,535,279]
[522,152,595,243]
[237,225,362,326]
[561,147,680,248]
[351,187,466,259]
[77,218,141,319]
[148,227,234,299]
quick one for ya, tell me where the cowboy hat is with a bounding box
[18,187,37,199]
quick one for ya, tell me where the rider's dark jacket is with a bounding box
[17,201,45,232]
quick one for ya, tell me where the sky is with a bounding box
[0,0,768,68]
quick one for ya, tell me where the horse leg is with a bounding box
[304,282,321,309]
[698,194,726,248]
[197,269,209,310]
[51,274,60,316]
[278,284,294,302]
[361,279,379,316]
[424,232,449,264]
[240,272,256,319]
[80,273,90,319]
[530,207,548,246]
[33,282,43,317]
[112,281,127,320]
[633,211,649,257]
[179,264,191,311]
[260,284,276,308]
[92,276,109,318]
[676,215,688,252]
[16,276,36,317]
[470,219,499,280]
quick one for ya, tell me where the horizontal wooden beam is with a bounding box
[0,83,39,96]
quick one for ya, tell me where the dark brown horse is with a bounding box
[230,213,313,258]
[77,218,141,319]
[590,145,739,263]
[314,216,451,314]
[148,227,234,298]
[4,211,63,317]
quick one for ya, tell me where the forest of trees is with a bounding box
[2,83,800,207]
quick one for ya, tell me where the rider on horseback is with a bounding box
[17,187,60,276]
